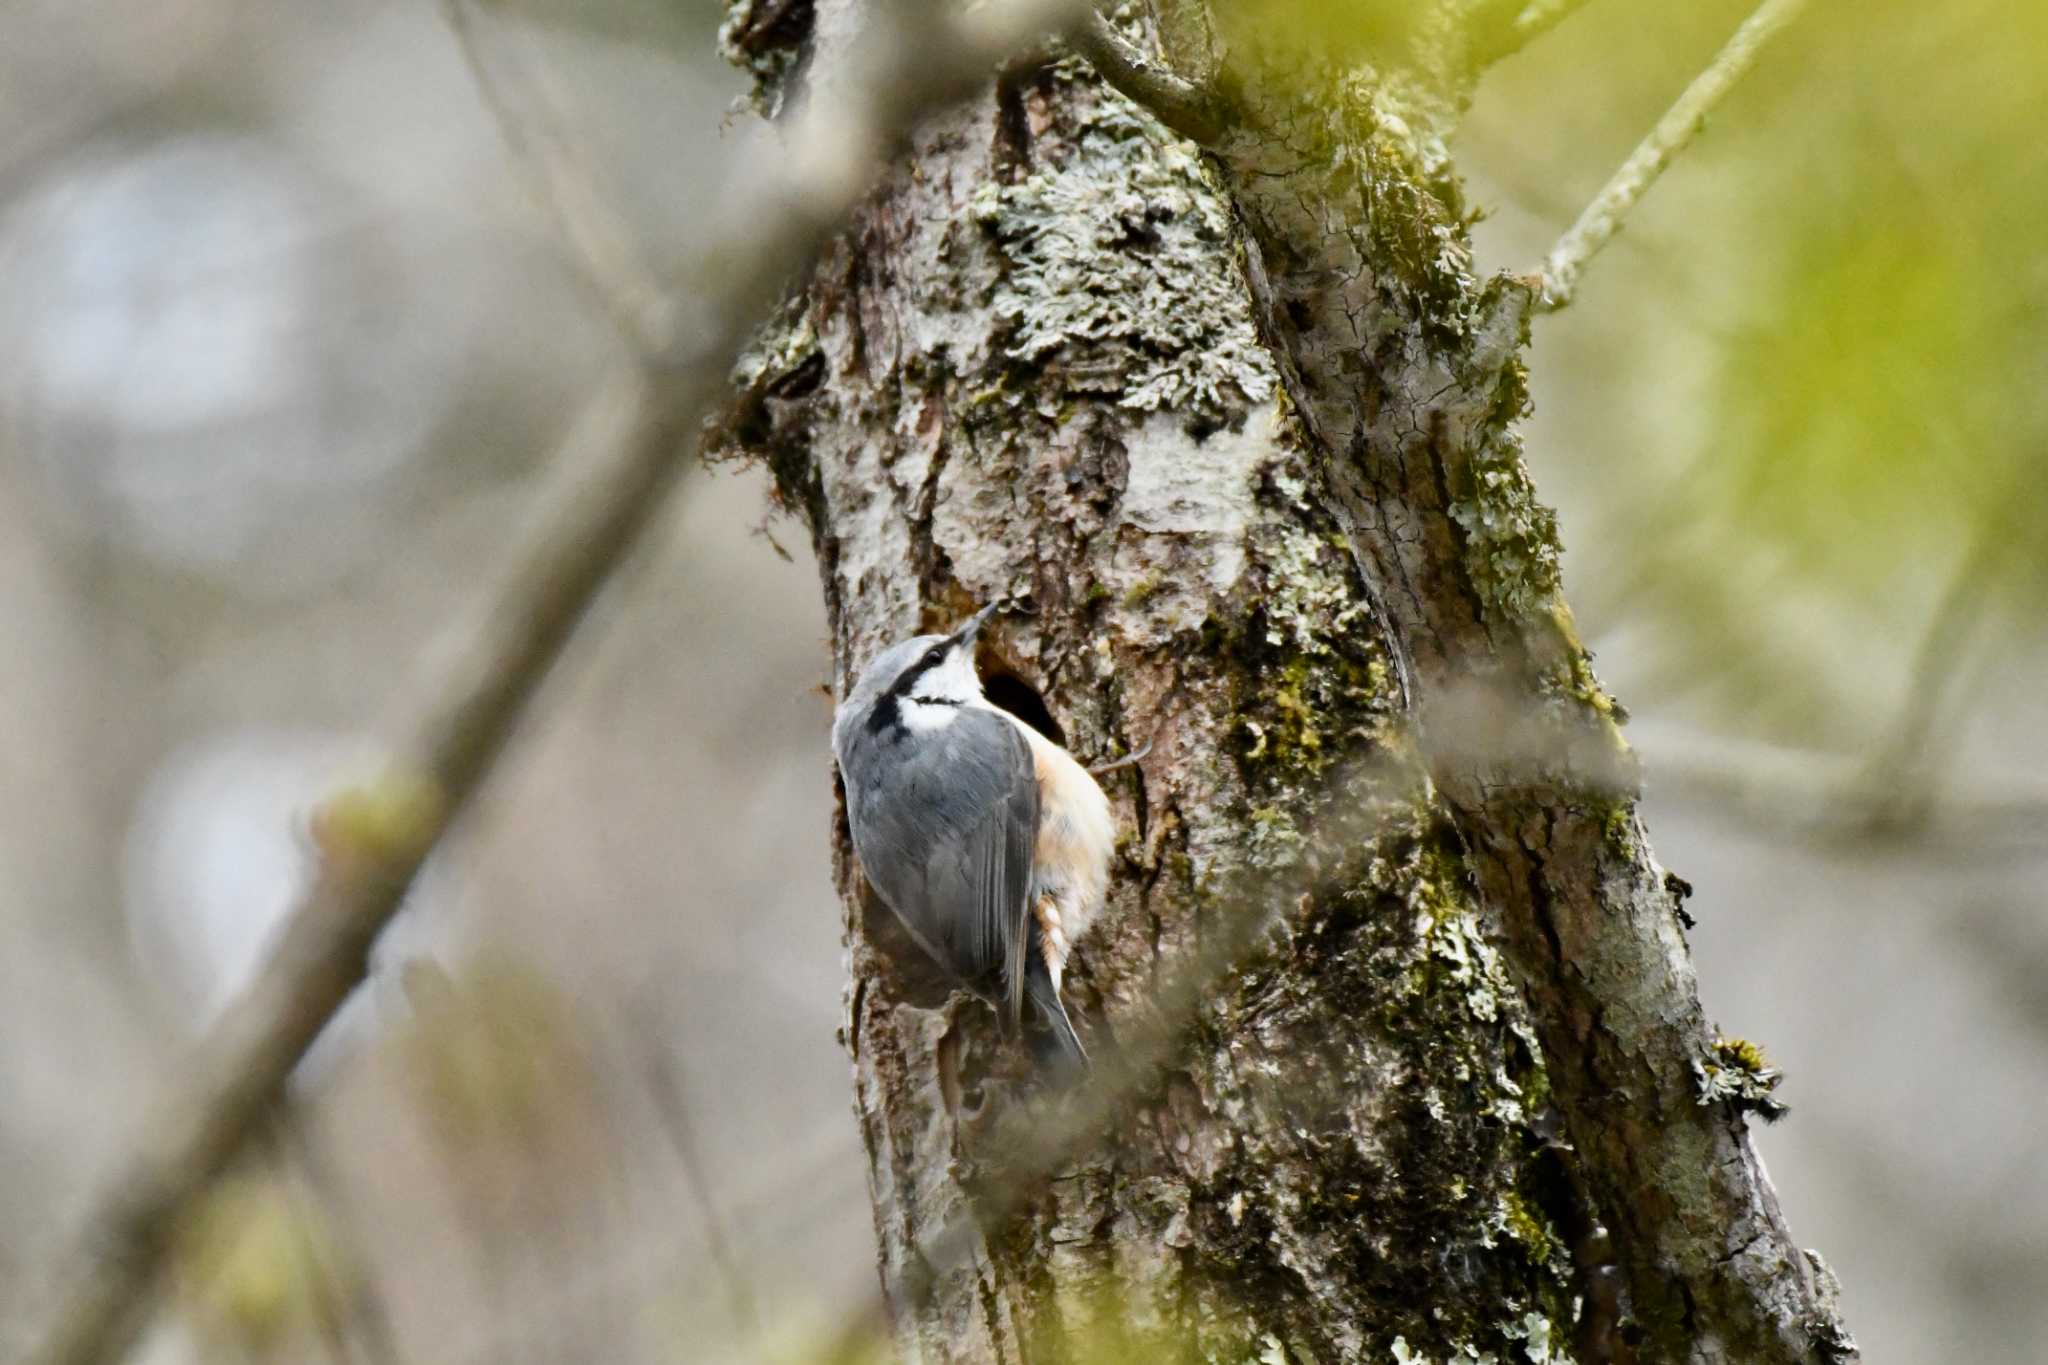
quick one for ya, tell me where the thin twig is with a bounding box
[12,5,1089,1365]
[442,0,673,353]
[634,1010,759,1343]
[1857,527,2006,822]
[1070,9,1220,144]
[1640,723,2048,855]
[1532,0,1810,311]
[1483,0,1600,65]
[1087,739,1153,775]
[17,363,696,1365]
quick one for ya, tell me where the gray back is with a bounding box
[838,704,1037,1004]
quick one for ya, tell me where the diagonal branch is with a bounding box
[1857,526,2007,824]
[1070,9,1221,144]
[1474,0,1601,67]
[1531,0,1810,311]
[442,0,673,353]
[11,5,1090,1365]
[1642,722,2048,853]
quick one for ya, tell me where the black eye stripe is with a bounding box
[885,644,953,699]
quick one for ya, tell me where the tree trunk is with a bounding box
[714,3,1856,1362]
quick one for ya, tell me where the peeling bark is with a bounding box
[713,4,1855,1362]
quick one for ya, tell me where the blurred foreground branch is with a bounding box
[13,4,1084,1364]
[1644,724,2048,854]
[827,767,1429,1359]
[1533,0,1810,310]
[17,366,692,1365]
[1474,0,1600,67]
[443,0,673,352]
[1858,528,2007,822]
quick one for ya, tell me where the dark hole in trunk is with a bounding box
[977,657,1063,747]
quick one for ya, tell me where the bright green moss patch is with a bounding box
[1125,574,1166,608]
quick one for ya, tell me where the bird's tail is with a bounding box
[1026,966,1089,1079]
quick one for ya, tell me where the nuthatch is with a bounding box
[833,604,1114,1069]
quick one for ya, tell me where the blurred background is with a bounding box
[0,0,2039,1360]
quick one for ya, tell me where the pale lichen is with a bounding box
[1387,1307,1576,1365]
[974,77,1277,421]
[1696,1036,1789,1123]
[1447,441,1561,621]
[724,305,819,413]
[1247,804,1307,869]
[717,0,813,118]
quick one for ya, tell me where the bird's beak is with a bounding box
[952,601,1002,647]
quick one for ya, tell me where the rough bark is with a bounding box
[713,3,1855,1362]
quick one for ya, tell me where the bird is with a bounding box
[832,603,1115,1070]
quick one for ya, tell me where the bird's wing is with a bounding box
[849,708,1038,1015]
[946,710,1038,1024]
[984,718,1040,1028]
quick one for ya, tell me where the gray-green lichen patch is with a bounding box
[725,305,819,409]
[1447,445,1561,622]
[1388,1304,1575,1363]
[972,72,1277,422]
[1181,810,1582,1364]
[717,0,813,118]
[1697,1036,1789,1124]
[1228,459,1402,859]
[1444,333,1560,624]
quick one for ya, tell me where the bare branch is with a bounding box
[16,363,696,1365]
[1070,9,1220,144]
[1479,0,1600,66]
[635,1013,758,1343]
[11,5,1089,1364]
[1641,724,2048,855]
[1857,528,2006,822]
[1532,0,1810,311]
[442,0,673,353]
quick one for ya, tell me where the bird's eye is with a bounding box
[923,647,947,669]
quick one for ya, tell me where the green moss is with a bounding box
[1515,1056,1552,1116]
[1545,602,1631,745]
[1716,1036,1767,1071]
[1124,574,1166,608]
[1498,1191,1566,1271]
[1247,805,1306,869]
[1231,516,1398,794]
[1179,806,1591,1364]
[1601,801,1635,858]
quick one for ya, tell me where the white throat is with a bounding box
[900,695,965,733]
